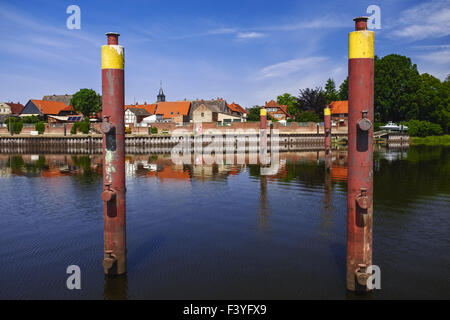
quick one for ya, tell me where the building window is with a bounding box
[201,112,204,117]
[171,112,173,115]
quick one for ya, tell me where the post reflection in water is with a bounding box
[258,175,270,231]
[320,151,334,237]
[1,146,450,299]
[104,275,128,300]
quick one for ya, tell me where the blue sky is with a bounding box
[0,0,449,107]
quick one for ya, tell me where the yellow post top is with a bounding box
[102,45,124,69]
[349,30,374,59]
[324,107,331,116]
[260,108,267,116]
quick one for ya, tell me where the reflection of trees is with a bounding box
[71,155,102,184]
[374,146,450,205]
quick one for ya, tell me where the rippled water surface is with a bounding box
[0,146,449,299]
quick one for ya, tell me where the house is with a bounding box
[20,100,75,119]
[227,102,248,121]
[264,100,292,121]
[328,100,348,127]
[192,103,218,123]
[125,108,151,126]
[155,101,191,124]
[0,102,24,115]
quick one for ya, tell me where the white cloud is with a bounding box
[255,57,328,80]
[236,32,265,40]
[392,0,450,40]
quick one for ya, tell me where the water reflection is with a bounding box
[1,145,450,299]
[104,275,128,300]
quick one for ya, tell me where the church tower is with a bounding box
[157,81,166,102]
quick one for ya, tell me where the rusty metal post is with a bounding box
[101,32,126,275]
[324,107,331,155]
[259,108,268,163]
[346,17,374,292]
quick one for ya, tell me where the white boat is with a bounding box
[379,121,408,131]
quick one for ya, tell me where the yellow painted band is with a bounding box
[260,108,266,116]
[324,107,331,116]
[102,45,124,69]
[349,30,374,59]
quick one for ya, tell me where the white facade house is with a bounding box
[125,108,151,126]
[143,114,164,124]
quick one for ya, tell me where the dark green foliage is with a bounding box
[277,93,299,117]
[5,117,22,134]
[338,77,348,100]
[297,87,327,117]
[70,89,102,117]
[296,110,320,123]
[246,106,262,121]
[22,115,40,124]
[406,120,443,137]
[150,127,158,134]
[71,118,90,134]
[324,78,339,104]
[35,121,45,134]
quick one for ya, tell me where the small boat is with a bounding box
[379,121,408,131]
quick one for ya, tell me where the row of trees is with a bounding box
[248,54,450,135]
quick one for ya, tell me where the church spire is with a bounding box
[157,81,166,102]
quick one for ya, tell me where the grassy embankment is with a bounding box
[410,135,450,146]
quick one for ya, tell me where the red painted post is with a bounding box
[101,32,127,275]
[259,108,268,164]
[324,107,331,155]
[346,17,374,292]
[324,107,332,174]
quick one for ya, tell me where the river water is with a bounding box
[0,145,449,299]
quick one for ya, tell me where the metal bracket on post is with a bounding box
[103,250,117,272]
[101,116,115,134]
[102,183,116,202]
[358,110,372,131]
[356,187,370,226]
[355,264,370,289]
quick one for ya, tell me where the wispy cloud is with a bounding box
[255,57,328,80]
[236,32,265,40]
[391,0,450,40]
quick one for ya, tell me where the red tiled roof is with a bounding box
[125,103,157,115]
[155,101,191,119]
[6,102,24,114]
[265,100,278,107]
[329,101,348,115]
[31,100,70,115]
[228,103,248,114]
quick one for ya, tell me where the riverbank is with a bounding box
[410,135,450,146]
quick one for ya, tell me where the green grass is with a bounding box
[410,135,450,146]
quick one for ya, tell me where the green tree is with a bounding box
[35,121,45,134]
[70,89,102,117]
[297,87,327,116]
[338,77,348,100]
[296,110,320,122]
[324,78,339,104]
[374,54,420,122]
[277,93,299,118]
[5,117,22,134]
[247,106,262,121]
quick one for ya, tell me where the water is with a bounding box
[0,146,449,299]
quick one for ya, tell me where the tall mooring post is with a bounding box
[101,32,127,275]
[260,108,268,162]
[324,106,332,173]
[346,17,374,292]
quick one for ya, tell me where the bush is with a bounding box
[296,110,320,123]
[150,127,158,134]
[22,115,40,124]
[35,121,45,134]
[71,123,78,134]
[5,117,22,134]
[78,118,90,134]
[71,118,90,134]
[125,127,132,134]
[406,120,443,137]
